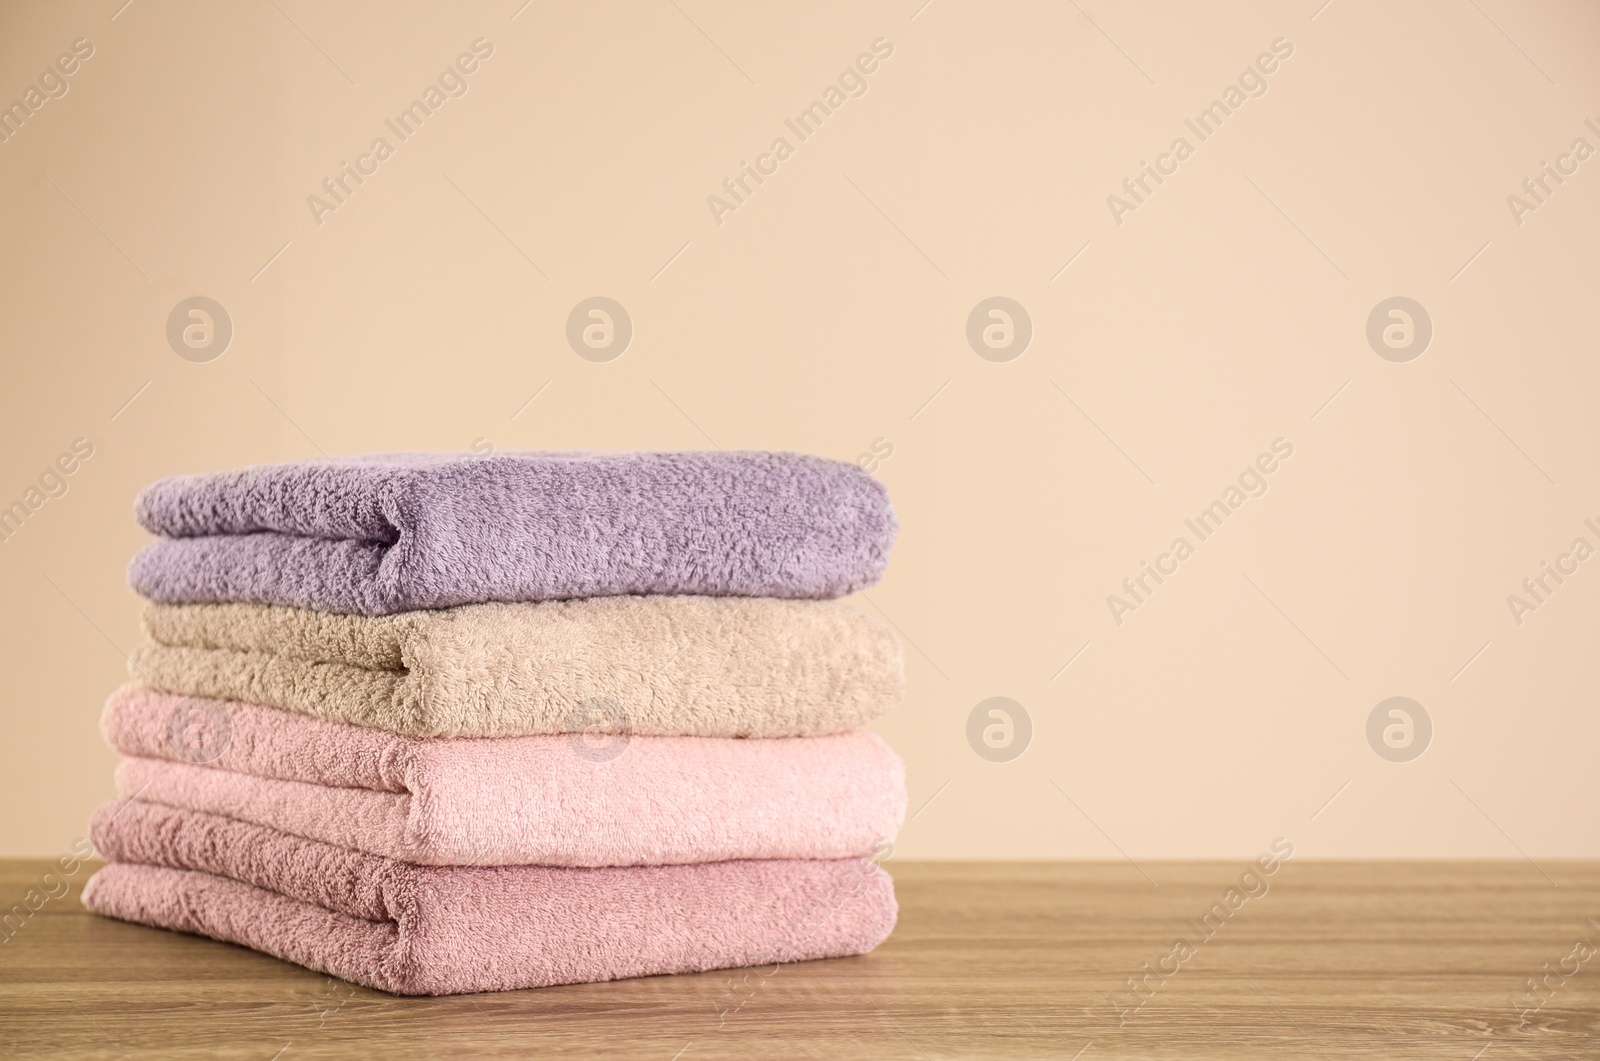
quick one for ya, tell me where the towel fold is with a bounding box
[105,687,905,866]
[129,451,897,614]
[129,594,901,738]
[84,800,895,995]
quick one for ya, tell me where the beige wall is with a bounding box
[2,0,1597,861]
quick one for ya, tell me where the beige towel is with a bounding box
[131,596,902,738]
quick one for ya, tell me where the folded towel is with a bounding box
[129,452,897,614]
[129,595,901,738]
[84,801,895,995]
[106,687,905,866]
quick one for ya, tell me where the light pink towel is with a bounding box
[84,800,896,995]
[106,687,905,866]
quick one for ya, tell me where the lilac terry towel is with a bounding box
[85,801,896,995]
[106,687,906,867]
[129,452,897,614]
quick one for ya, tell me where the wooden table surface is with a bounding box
[1,859,1596,1059]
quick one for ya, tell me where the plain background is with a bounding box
[1,0,1596,862]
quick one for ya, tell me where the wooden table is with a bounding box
[2,860,1596,1059]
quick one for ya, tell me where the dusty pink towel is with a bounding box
[106,687,905,866]
[84,800,896,995]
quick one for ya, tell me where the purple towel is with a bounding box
[129,451,896,615]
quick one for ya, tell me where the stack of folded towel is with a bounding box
[83,452,907,995]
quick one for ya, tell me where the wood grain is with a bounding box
[1,859,1596,1059]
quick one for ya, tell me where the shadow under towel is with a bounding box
[128,451,898,615]
[84,801,897,996]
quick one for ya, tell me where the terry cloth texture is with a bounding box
[130,595,903,738]
[105,687,906,867]
[85,801,896,995]
[128,451,897,615]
